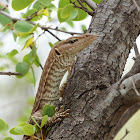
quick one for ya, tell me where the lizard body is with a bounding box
[31,34,97,115]
[24,34,97,140]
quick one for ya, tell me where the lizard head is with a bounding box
[53,34,97,65]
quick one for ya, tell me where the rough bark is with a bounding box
[47,0,140,139]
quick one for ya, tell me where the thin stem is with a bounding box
[69,0,94,16]
[0,10,83,36]
[120,129,130,140]
[40,128,43,140]
[0,72,22,76]
[31,135,41,140]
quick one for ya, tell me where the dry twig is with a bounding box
[120,129,130,140]
[69,0,94,16]
[0,72,22,76]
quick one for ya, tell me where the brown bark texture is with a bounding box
[47,0,140,139]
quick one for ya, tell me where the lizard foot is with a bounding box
[46,106,70,126]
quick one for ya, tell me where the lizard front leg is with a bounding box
[32,106,70,126]
[59,61,75,101]
[23,106,70,140]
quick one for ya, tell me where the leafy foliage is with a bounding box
[0,0,92,83]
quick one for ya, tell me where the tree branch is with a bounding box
[83,0,97,10]
[69,0,94,16]
[132,0,140,12]
[0,72,22,76]
[0,10,83,36]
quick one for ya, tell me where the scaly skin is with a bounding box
[31,34,97,115]
[23,34,97,140]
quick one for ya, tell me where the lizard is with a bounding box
[23,34,97,140]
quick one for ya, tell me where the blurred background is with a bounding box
[0,0,140,140]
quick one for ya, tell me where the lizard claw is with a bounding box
[46,106,70,126]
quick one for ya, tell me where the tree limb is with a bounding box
[132,0,140,12]
[46,0,140,139]
[83,0,97,10]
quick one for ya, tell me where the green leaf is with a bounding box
[73,9,88,21]
[0,13,12,31]
[34,55,40,67]
[14,126,24,135]
[18,122,29,126]
[12,0,33,11]
[68,9,78,21]
[34,124,40,132]
[16,62,30,78]
[9,127,21,135]
[59,0,70,8]
[47,4,57,10]
[3,137,14,140]
[13,32,17,41]
[33,1,44,10]
[14,21,33,33]
[18,34,33,44]
[22,8,40,21]
[58,8,69,23]
[61,4,75,18]
[42,105,55,117]
[58,7,78,23]
[81,24,87,32]
[48,42,53,48]
[38,0,52,6]
[7,49,18,58]
[0,119,8,132]
[67,21,74,27]
[29,47,36,63]
[22,37,34,50]
[23,54,30,64]
[93,0,103,4]
[0,14,12,27]
[29,23,39,33]
[23,8,37,18]
[23,124,35,136]
[41,115,48,128]
[31,116,40,128]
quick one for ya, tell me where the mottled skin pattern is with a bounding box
[31,34,97,115]
[23,34,97,140]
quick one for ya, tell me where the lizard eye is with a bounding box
[55,48,61,55]
[68,39,78,44]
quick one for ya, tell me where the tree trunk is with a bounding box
[47,0,140,139]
